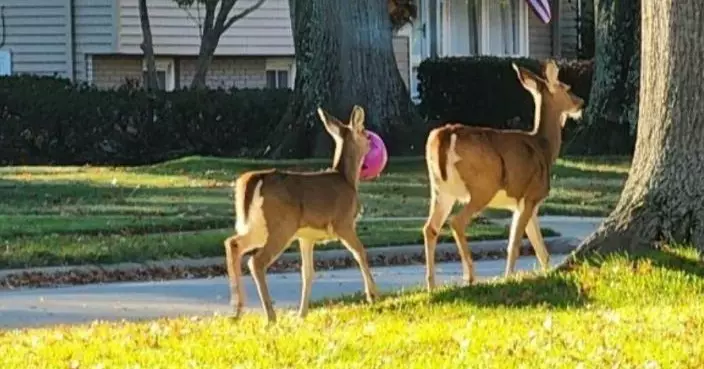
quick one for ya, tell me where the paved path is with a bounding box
[0,254,566,330]
[362,215,603,241]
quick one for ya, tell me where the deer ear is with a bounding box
[349,105,366,133]
[543,59,560,92]
[512,63,541,96]
[317,107,342,138]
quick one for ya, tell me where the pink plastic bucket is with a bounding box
[360,130,388,181]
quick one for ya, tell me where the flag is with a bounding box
[525,0,551,24]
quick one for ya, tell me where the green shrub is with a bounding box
[0,75,291,165]
[416,56,628,156]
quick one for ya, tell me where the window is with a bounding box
[265,58,294,89]
[142,58,175,91]
[483,0,525,56]
[266,70,289,89]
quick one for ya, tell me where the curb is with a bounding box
[0,236,580,290]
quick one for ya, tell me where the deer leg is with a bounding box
[247,231,294,324]
[335,225,379,303]
[449,198,489,286]
[525,212,550,271]
[505,202,535,278]
[297,238,315,318]
[423,191,454,292]
[224,234,260,319]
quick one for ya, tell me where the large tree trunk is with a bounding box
[564,0,704,263]
[266,0,422,159]
[138,0,159,91]
[566,0,639,156]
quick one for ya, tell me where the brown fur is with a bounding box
[224,105,379,323]
[422,60,585,292]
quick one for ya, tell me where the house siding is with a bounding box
[1,0,71,77]
[92,55,143,88]
[527,0,580,59]
[393,36,410,89]
[559,0,580,58]
[179,57,268,89]
[73,0,116,82]
[116,0,294,56]
[528,10,552,59]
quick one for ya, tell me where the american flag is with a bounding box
[525,0,551,24]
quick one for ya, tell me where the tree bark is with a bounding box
[190,31,219,89]
[568,0,639,156]
[139,0,160,91]
[563,0,704,264]
[266,0,422,159]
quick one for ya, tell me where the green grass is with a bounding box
[0,155,629,269]
[0,220,558,269]
[1,246,702,368]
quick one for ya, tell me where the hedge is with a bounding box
[0,75,291,165]
[416,56,633,155]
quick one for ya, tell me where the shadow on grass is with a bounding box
[313,271,587,313]
[581,245,704,279]
[428,274,587,309]
[643,247,704,278]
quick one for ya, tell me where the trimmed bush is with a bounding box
[416,56,620,155]
[418,56,593,129]
[0,75,291,165]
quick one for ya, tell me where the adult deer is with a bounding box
[422,60,585,292]
[223,105,379,323]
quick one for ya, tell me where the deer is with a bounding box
[422,59,585,292]
[223,105,379,323]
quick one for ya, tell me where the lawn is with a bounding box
[0,155,630,269]
[1,246,701,368]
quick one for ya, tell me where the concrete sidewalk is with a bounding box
[0,215,600,329]
[0,215,601,290]
[0,254,567,330]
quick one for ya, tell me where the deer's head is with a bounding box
[512,60,585,129]
[317,105,371,183]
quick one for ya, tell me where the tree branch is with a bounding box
[203,0,217,33]
[0,5,6,49]
[213,0,237,33]
[223,0,266,31]
[180,3,204,38]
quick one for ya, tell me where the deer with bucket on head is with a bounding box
[224,105,379,323]
[422,59,585,291]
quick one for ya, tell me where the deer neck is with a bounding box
[331,142,363,189]
[536,104,564,164]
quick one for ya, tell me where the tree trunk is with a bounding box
[190,32,219,89]
[266,0,422,159]
[567,0,639,156]
[563,0,704,263]
[138,0,159,91]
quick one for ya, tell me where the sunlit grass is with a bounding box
[1,246,700,369]
[0,155,629,269]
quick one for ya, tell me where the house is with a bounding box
[400,0,583,99]
[0,0,582,98]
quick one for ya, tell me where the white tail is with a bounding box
[422,59,585,291]
[224,105,379,323]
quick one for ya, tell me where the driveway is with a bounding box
[0,254,566,330]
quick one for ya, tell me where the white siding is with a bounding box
[528,8,552,58]
[1,0,116,82]
[73,0,116,81]
[1,0,71,77]
[117,0,294,56]
[559,0,580,58]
